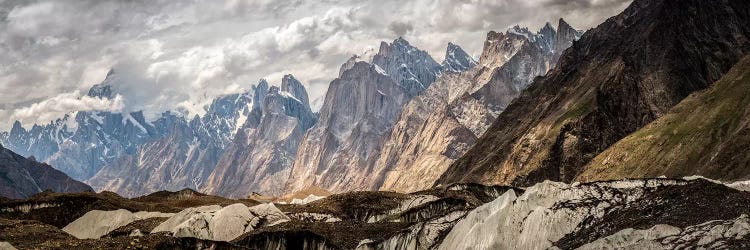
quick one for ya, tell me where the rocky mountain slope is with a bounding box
[85,110,227,197]
[3,70,160,181]
[88,75,316,198]
[202,75,317,198]
[0,144,92,199]
[438,0,750,187]
[577,56,750,182]
[285,38,441,193]
[371,21,581,193]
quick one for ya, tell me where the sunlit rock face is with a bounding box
[285,37,439,194]
[372,21,579,193]
[437,0,750,189]
[0,144,92,199]
[203,76,317,198]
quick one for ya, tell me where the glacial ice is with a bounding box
[63,209,173,239]
[152,203,289,241]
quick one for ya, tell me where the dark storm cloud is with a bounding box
[0,0,632,130]
[389,21,414,37]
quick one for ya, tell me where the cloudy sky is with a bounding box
[0,0,631,130]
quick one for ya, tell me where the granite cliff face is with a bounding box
[286,23,580,193]
[202,76,317,198]
[371,38,443,97]
[441,42,478,73]
[285,59,412,193]
[372,21,580,193]
[0,144,92,199]
[87,77,279,197]
[438,0,750,187]
[284,38,445,194]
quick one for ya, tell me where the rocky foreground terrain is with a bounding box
[1,177,750,249]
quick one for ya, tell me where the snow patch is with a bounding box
[290,194,324,205]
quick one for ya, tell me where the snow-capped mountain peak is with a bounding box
[442,42,478,73]
[506,25,536,41]
[372,37,443,97]
[87,69,117,99]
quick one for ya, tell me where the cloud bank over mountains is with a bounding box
[0,0,631,129]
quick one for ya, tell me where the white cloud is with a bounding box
[0,0,632,130]
[10,91,124,127]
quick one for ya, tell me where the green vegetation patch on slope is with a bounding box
[579,56,750,181]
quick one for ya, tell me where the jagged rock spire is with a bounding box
[537,22,557,53]
[281,74,310,107]
[554,18,581,54]
[252,79,270,112]
[87,69,117,99]
[371,37,442,97]
[442,42,478,73]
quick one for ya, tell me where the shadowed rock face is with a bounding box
[441,42,478,73]
[552,18,582,63]
[86,111,226,197]
[437,0,750,187]
[0,144,92,199]
[577,56,750,182]
[372,37,443,97]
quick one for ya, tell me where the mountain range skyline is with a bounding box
[0,0,631,131]
[2,0,750,248]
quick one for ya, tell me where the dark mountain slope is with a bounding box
[437,0,750,186]
[0,144,92,199]
[578,56,750,182]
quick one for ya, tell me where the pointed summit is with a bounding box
[442,42,478,73]
[87,69,117,99]
[479,30,526,68]
[105,68,115,79]
[542,22,555,31]
[553,18,583,60]
[372,37,443,96]
[10,121,25,136]
[281,74,310,107]
[252,79,270,112]
[506,25,535,41]
[339,48,376,77]
[537,22,557,53]
[393,37,410,47]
